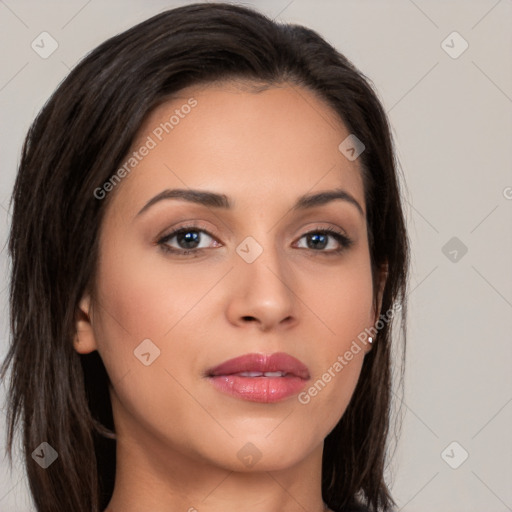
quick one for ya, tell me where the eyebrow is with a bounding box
[136,187,364,217]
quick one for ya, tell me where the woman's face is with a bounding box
[75,82,382,473]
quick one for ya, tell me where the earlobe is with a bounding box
[73,294,98,354]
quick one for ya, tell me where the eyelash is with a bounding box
[156,223,353,258]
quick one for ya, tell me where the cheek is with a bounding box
[90,243,212,445]
[93,237,212,344]
[91,234,226,392]
[307,247,375,348]
[90,240,178,378]
[297,251,373,429]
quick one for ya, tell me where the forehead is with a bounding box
[108,82,365,217]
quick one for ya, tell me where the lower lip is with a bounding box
[208,375,308,403]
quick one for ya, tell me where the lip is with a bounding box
[206,352,310,403]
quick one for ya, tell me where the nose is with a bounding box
[225,241,298,332]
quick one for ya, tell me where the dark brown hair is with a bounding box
[1,3,409,511]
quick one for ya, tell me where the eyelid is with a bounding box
[157,221,219,241]
[156,221,353,256]
[157,222,349,242]
[295,226,353,252]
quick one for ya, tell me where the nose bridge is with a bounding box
[229,228,297,329]
[237,229,291,291]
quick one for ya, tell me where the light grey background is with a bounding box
[1,1,511,511]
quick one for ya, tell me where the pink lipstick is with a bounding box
[206,352,310,403]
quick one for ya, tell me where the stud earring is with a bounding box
[368,337,373,344]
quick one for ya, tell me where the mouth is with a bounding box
[206,352,310,403]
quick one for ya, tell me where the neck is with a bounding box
[104,418,329,512]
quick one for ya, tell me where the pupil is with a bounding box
[178,231,200,249]
[308,233,327,250]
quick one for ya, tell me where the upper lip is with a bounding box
[207,352,310,379]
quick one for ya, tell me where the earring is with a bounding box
[368,337,373,344]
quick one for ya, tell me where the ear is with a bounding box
[373,262,389,325]
[363,263,388,355]
[73,293,98,354]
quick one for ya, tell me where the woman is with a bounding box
[0,3,409,511]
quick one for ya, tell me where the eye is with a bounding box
[295,227,353,254]
[156,224,353,257]
[157,225,220,256]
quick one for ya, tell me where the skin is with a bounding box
[74,81,386,512]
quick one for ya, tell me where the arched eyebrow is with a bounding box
[136,187,364,217]
[292,189,364,217]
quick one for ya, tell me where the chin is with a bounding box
[208,434,318,473]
